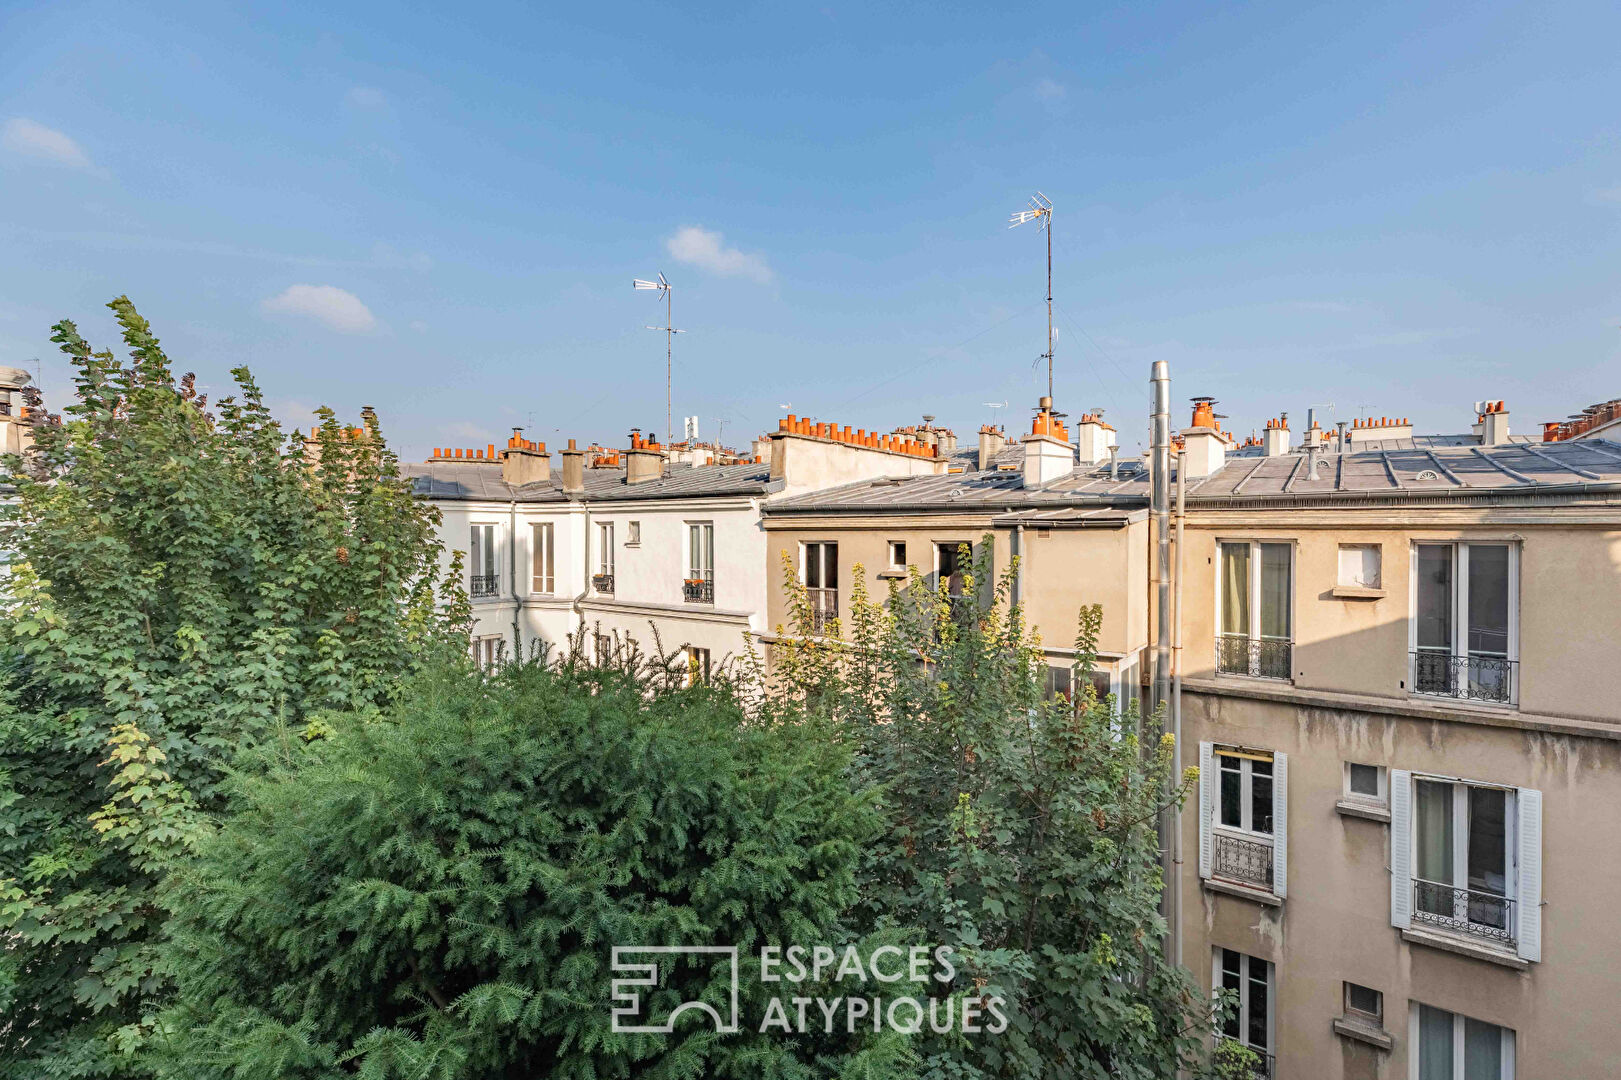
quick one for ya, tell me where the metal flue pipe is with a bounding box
[1150,361,1172,717]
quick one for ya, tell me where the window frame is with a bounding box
[1407,541,1519,704]
[1408,1003,1516,1080]
[625,520,641,546]
[597,522,615,576]
[1213,948,1274,1062]
[1343,982,1383,1027]
[468,521,500,599]
[1215,538,1295,680]
[801,541,839,634]
[1411,774,1518,940]
[685,645,711,686]
[1338,543,1383,588]
[471,634,504,671]
[530,521,555,595]
[887,539,907,570]
[687,521,715,581]
[1216,749,1275,837]
[1344,761,1388,807]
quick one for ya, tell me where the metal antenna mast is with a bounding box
[633,272,683,444]
[1008,192,1054,400]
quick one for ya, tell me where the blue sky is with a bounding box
[2,1,1619,459]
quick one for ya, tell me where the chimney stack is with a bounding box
[1262,414,1291,457]
[977,424,1006,471]
[1181,397,1229,478]
[1074,411,1117,465]
[1479,400,1511,446]
[1023,396,1074,488]
[500,427,552,486]
[625,428,664,484]
[561,438,586,495]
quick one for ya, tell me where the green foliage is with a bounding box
[0,299,459,1078]
[157,658,913,1080]
[762,540,1222,1079]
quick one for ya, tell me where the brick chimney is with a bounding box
[1182,397,1230,478]
[767,413,947,494]
[561,438,586,495]
[1346,415,1414,445]
[1023,396,1074,487]
[625,428,664,484]
[1479,400,1510,446]
[977,424,1006,471]
[1262,414,1291,457]
[500,428,552,486]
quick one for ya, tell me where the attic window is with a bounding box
[996,464,1019,472]
[1415,469,1439,481]
[870,478,902,487]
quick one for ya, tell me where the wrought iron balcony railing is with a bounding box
[1212,830,1275,891]
[807,587,838,635]
[1411,650,1516,705]
[1413,879,1515,944]
[592,572,615,595]
[1216,635,1292,680]
[469,573,500,599]
[683,575,714,604]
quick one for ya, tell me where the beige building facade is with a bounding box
[760,395,1621,1079]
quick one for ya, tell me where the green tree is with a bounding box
[0,298,460,1078]
[760,540,1231,1079]
[156,657,914,1080]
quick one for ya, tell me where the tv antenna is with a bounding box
[633,272,684,444]
[1008,191,1054,401]
[711,417,727,448]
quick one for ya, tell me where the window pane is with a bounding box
[1220,950,1241,1040]
[892,541,905,566]
[1415,780,1455,886]
[805,544,821,589]
[1468,787,1508,902]
[1418,1005,1455,1080]
[470,526,483,577]
[1349,763,1380,797]
[1346,983,1381,1018]
[1467,545,1510,656]
[1220,758,1242,828]
[1417,545,1453,650]
[1246,966,1268,1049]
[1220,543,1250,635]
[825,543,838,591]
[1259,544,1291,638]
[1251,768,1274,835]
[1464,1018,1503,1080]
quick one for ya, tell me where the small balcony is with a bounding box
[469,573,500,599]
[1212,830,1274,891]
[683,574,714,604]
[1413,879,1515,945]
[1216,635,1292,680]
[807,587,838,635]
[592,572,615,595]
[1411,650,1516,705]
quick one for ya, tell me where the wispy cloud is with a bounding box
[346,86,387,109]
[261,284,377,333]
[665,225,773,284]
[2,118,93,169]
[371,242,432,272]
[1591,185,1621,205]
[1033,77,1066,102]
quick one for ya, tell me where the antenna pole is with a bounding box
[666,286,673,446]
[1046,214,1053,401]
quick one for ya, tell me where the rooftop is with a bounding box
[407,459,780,503]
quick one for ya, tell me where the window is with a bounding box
[597,522,615,572]
[685,645,711,686]
[1215,949,1273,1070]
[469,523,499,598]
[1344,762,1387,805]
[471,634,503,670]
[1413,543,1517,704]
[685,522,714,603]
[626,520,641,545]
[1339,544,1382,588]
[1217,541,1292,679]
[888,540,907,569]
[1412,1004,1515,1079]
[803,542,838,634]
[594,631,614,665]
[935,541,970,595]
[1344,982,1383,1027]
[1390,770,1541,962]
[531,522,555,594]
[1200,744,1288,897]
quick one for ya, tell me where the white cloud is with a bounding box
[2,118,92,169]
[261,284,377,333]
[665,225,773,284]
[347,86,387,109]
[1034,77,1066,102]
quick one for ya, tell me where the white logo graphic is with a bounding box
[611,945,740,1033]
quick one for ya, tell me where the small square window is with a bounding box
[1344,982,1382,1024]
[1344,762,1386,803]
[1337,544,1381,588]
[626,521,641,545]
[888,540,907,569]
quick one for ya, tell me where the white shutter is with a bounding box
[1198,742,1214,879]
[1272,753,1288,898]
[1389,769,1412,929]
[1516,788,1543,962]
